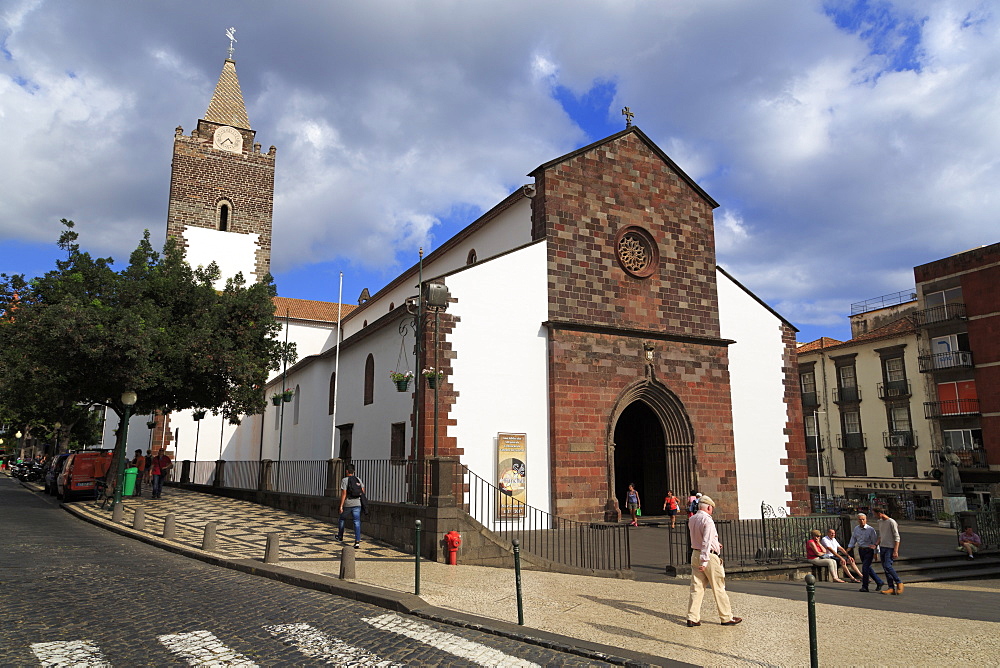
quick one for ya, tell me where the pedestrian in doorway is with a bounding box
[687,491,702,517]
[663,490,679,528]
[847,513,884,592]
[130,449,146,497]
[337,464,365,548]
[625,483,641,527]
[686,495,742,627]
[874,507,903,595]
[149,449,172,499]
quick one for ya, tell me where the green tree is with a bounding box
[0,220,294,468]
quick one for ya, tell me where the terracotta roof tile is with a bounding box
[273,296,355,323]
[798,318,916,354]
[797,337,843,353]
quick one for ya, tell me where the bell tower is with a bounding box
[166,56,275,285]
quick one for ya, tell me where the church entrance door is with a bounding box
[613,401,667,516]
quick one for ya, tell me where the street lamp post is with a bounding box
[811,411,826,512]
[112,390,138,510]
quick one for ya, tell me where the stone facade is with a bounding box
[529,128,741,519]
[165,121,275,280]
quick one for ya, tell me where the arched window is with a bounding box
[389,302,394,311]
[328,371,337,415]
[466,248,477,265]
[217,200,233,232]
[293,385,301,425]
[363,354,375,405]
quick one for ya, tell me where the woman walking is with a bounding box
[625,483,641,527]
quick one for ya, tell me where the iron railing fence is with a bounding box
[924,399,980,418]
[225,460,262,490]
[914,302,966,326]
[190,460,216,486]
[850,290,917,315]
[461,466,629,572]
[349,459,432,505]
[666,513,844,567]
[269,460,327,496]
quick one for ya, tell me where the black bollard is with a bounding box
[513,538,524,625]
[805,573,818,668]
[414,520,422,596]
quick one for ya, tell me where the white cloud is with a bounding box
[1,0,998,338]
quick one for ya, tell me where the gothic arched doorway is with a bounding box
[608,380,696,520]
[614,401,666,514]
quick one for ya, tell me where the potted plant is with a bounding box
[192,409,206,421]
[282,388,295,402]
[389,370,413,392]
[936,512,953,528]
[270,393,283,406]
[423,367,443,389]
[146,420,157,429]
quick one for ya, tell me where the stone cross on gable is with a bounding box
[226,27,237,59]
[622,106,634,128]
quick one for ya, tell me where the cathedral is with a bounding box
[110,53,809,521]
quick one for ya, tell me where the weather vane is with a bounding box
[622,106,634,128]
[226,27,237,59]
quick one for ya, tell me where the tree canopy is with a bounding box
[0,220,295,453]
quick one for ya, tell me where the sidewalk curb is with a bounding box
[61,501,680,667]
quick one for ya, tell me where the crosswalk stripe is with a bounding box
[363,613,541,668]
[264,623,399,667]
[30,640,110,667]
[157,630,257,667]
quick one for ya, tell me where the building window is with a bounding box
[466,248,477,265]
[293,385,301,425]
[800,370,817,406]
[943,428,982,451]
[936,380,978,415]
[888,405,911,434]
[880,356,908,396]
[390,422,406,460]
[836,364,860,403]
[363,354,375,405]
[840,410,864,451]
[891,453,917,478]
[924,286,962,307]
[844,450,867,477]
[328,372,336,415]
[217,200,233,232]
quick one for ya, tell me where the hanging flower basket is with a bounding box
[389,370,413,392]
[282,389,295,403]
[193,410,207,421]
[146,421,157,429]
[423,368,443,389]
[270,394,283,406]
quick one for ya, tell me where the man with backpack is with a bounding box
[337,464,366,548]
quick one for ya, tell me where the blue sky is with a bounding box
[2,1,998,346]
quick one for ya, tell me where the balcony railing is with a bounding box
[918,350,973,372]
[837,433,867,450]
[913,303,966,327]
[805,435,824,453]
[801,391,819,408]
[877,381,911,400]
[833,386,862,403]
[924,399,981,418]
[931,448,990,470]
[883,431,917,449]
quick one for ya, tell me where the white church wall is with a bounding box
[340,197,532,341]
[182,226,260,287]
[277,319,339,356]
[716,270,794,518]
[447,241,551,514]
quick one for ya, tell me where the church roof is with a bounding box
[273,296,355,324]
[204,59,251,130]
[529,126,720,209]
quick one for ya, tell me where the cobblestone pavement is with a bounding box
[0,478,613,667]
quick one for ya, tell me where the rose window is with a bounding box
[614,227,658,278]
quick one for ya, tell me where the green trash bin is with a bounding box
[123,467,138,497]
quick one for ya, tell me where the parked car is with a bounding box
[58,451,113,501]
[44,453,72,495]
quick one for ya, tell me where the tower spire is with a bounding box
[204,58,251,130]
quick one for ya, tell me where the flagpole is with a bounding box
[332,272,343,459]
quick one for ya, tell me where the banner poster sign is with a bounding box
[497,432,527,518]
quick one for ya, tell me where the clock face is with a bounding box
[213,126,243,154]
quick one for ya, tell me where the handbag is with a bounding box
[636,507,642,517]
